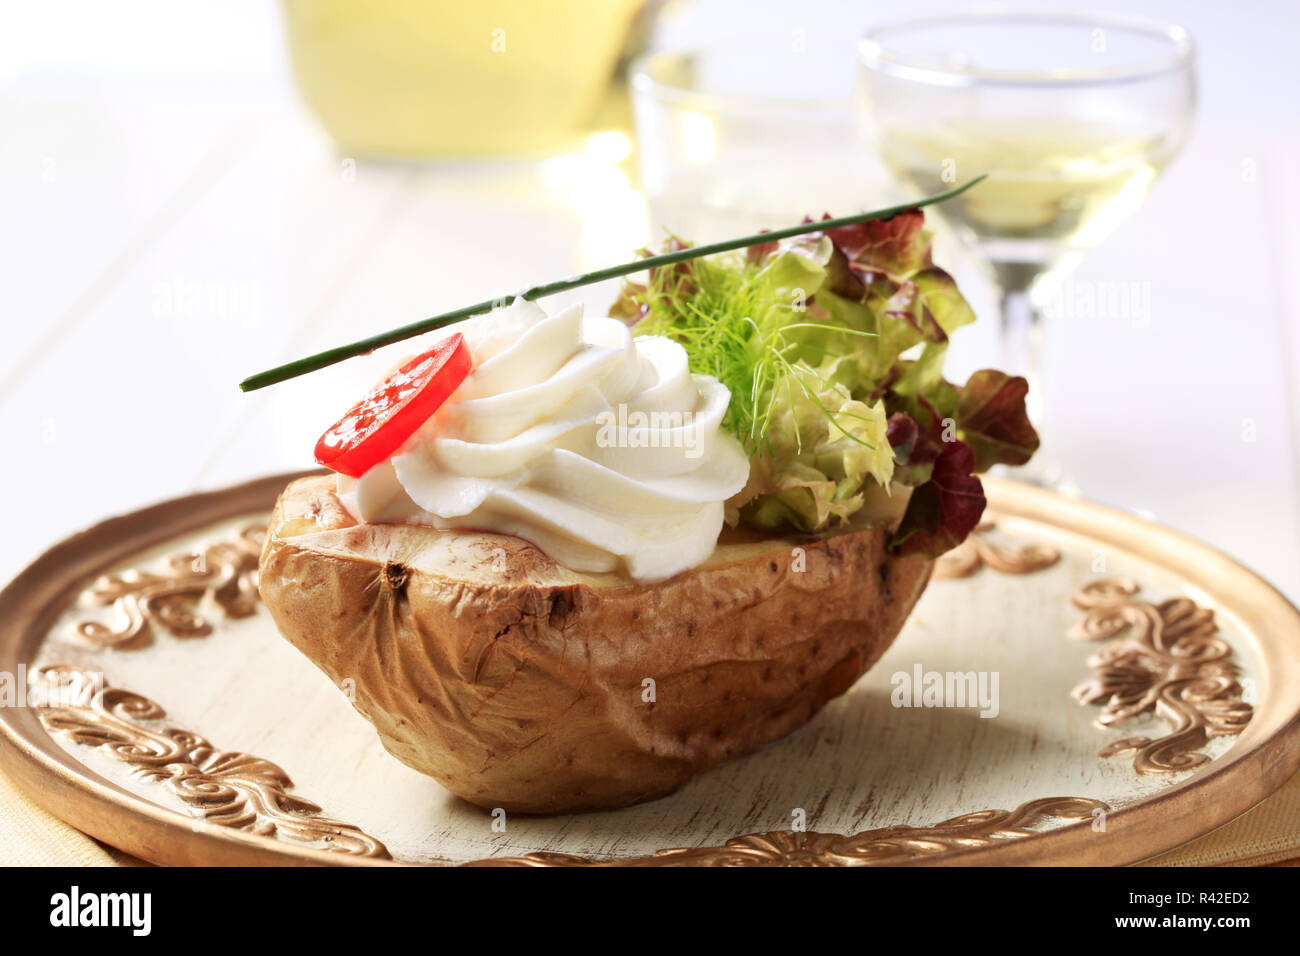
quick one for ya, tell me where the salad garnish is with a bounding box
[614,209,1038,557]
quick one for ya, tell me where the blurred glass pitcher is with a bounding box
[282,0,647,157]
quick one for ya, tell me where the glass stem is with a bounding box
[998,284,1044,428]
[991,269,1073,490]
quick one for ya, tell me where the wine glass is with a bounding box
[631,47,883,244]
[857,10,1196,488]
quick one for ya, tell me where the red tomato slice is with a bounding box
[314,333,472,478]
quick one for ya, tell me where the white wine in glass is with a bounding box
[859,12,1196,488]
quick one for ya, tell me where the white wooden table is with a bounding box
[2,15,1298,605]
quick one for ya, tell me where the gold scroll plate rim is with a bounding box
[1,471,1298,867]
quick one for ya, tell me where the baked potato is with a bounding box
[260,475,931,813]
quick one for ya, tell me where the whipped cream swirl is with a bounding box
[336,300,750,582]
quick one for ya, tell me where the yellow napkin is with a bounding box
[0,766,116,866]
[1141,772,1300,867]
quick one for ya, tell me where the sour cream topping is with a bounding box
[335,300,750,582]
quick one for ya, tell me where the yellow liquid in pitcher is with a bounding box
[282,0,644,157]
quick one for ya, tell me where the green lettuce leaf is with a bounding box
[740,363,895,532]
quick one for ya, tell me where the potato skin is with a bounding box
[260,476,931,813]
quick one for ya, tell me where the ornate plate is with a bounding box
[1,472,1298,866]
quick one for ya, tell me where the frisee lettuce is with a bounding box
[612,211,1038,558]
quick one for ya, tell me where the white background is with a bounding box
[1,0,1298,599]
